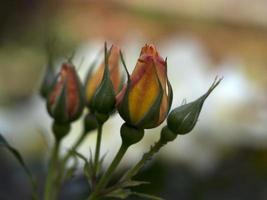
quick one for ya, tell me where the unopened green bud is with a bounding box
[52,122,71,142]
[91,78,115,114]
[167,78,222,135]
[84,113,98,133]
[120,123,144,147]
[160,126,177,144]
[88,43,116,115]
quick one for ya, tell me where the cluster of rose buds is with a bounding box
[43,43,221,142]
[38,42,221,200]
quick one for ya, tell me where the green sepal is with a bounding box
[166,76,173,114]
[47,80,68,124]
[84,113,99,133]
[117,51,132,123]
[91,43,116,114]
[160,126,177,144]
[167,77,222,135]
[120,123,144,147]
[52,122,71,142]
[95,112,109,124]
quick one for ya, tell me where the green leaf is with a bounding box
[122,180,150,187]
[69,150,93,179]
[97,153,107,175]
[132,192,164,200]
[106,189,132,199]
[0,134,38,200]
[65,154,78,180]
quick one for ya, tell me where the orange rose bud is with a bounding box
[47,62,85,124]
[117,44,173,129]
[85,45,122,111]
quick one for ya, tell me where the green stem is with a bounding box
[90,125,104,189]
[94,124,103,173]
[102,139,168,197]
[44,141,60,200]
[122,140,164,182]
[88,143,128,200]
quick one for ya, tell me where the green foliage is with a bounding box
[0,134,38,200]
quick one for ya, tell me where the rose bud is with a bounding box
[85,44,123,116]
[47,62,85,124]
[167,78,222,135]
[116,44,173,129]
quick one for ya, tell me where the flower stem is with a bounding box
[102,138,173,197]
[94,124,103,174]
[44,141,60,200]
[88,143,128,200]
[121,139,165,182]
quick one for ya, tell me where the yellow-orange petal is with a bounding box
[108,45,121,93]
[140,44,159,57]
[86,45,121,103]
[85,62,105,102]
[128,56,160,124]
[66,65,80,117]
[49,63,80,118]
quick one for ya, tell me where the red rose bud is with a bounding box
[85,44,123,114]
[167,78,222,135]
[47,62,85,124]
[116,44,173,129]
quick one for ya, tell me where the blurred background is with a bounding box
[1,0,267,199]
